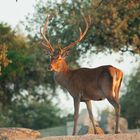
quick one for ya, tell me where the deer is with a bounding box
[40,14,123,135]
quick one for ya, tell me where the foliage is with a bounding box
[91,0,140,54]
[25,0,140,57]
[120,65,140,129]
[0,23,65,129]
[0,98,73,129]
[1,101,64,129]
[0,45,12,75]
[0,23,13,75]
[0,23,56,110]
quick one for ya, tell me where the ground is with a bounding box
[0,128,139,140]
[39,133,140,140]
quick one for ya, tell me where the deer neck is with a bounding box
[59,60,69,73]
[54,62,71,88]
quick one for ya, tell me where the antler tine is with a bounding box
[40,15,54,53]
[62,14,93,54]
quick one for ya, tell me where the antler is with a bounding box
[61,14,93,55]
[40,15,54,54]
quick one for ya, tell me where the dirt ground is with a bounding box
[39,132,140,140]
[0,128,139,140]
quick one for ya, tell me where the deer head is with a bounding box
[40,14,93,72]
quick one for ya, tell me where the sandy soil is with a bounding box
[38,132,140,140]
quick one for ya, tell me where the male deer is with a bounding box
[40,15,123,135]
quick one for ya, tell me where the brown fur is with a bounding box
[50,56,123,135]
[40,14,123,135]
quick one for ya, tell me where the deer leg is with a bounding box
[107,97,121,134]
[85,100,97,134]
[72,96,80,135]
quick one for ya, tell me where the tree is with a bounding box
[0,23,56,110]
[0,23,13,75]
[5,100,64,129]
[120,65,140,129]
[24,0,140,56]
[0,85,66,129]
[0,45,11,75]
[0,23,64,129]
